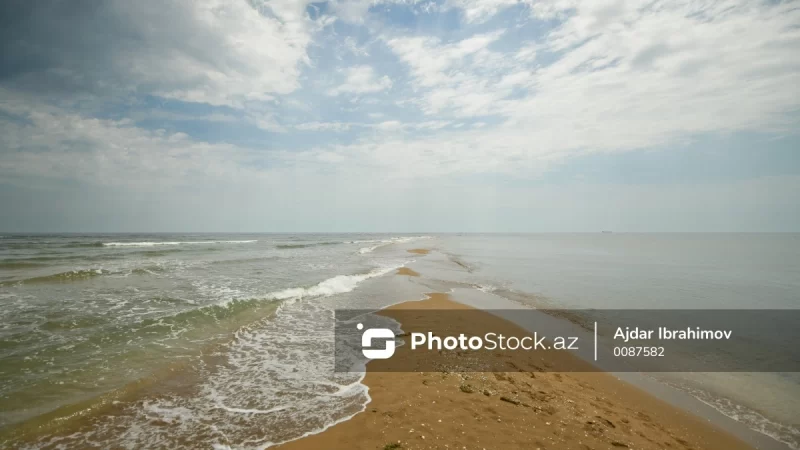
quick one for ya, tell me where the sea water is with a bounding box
[0,233,797,448]
[435,233,800,449]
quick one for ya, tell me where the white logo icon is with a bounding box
[358,323,395,359]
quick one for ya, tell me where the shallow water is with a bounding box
[433,233,800,449]
[0,234,425,444]
[0,233,797,449]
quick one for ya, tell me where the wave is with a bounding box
[130,265,169,276]
[356,236,431,254]
[0,263,175,286]
[63,242,104,248]
[103,240,257,247]
[1,241,105,250]
[1,254,112,263]
[115,267,399,338]
[262,266,398,301]
[0,250,173,265]
[276,242,341,249]
[664,379,800,450]
[210,256,281,265]
[135,249,185,257]
[0,269,109,286]
[2,239,248,250]
[274,236,431,253]
[0,263,403,448]
[0,261,46,269]
[135,266,402,328]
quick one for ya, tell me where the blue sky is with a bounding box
[0,0,798,232]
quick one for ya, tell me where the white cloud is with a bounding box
[387,31,505,88]
[375,120,404,130]
[0,93,274,189]
[252,116,289,133]
[327,66,393,96]
[445,0,524,23]
[342,37,371,57]
[1,0,798,208]
[131,0,320,107]
[378,0,800,170]
[386,31,515,116]
[329,0,376,23]
[295,121,354,132]
[495,0,800,147]
[292,119,452,132]
[2,0,323,108]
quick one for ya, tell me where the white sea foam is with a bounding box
[103,240,257,247]
[475,284,498,293]
[5,234,423,450]
[265,266,398,301]
[215,404,290,415]
[189,263,407,448]
[356,235,431,254]
[662,376,800,450]
[358,244,383,254]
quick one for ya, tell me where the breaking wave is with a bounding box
[103,240,257,247]
[0,269,109,285]
[261,266,399,302]
[354,236,431,254]
[275,242,341,249]
[0,263,403,448]
[1,263,172,285]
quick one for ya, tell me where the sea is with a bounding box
[0,233,797,449]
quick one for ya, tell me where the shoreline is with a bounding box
[2,242,789,449]
[277,290,754,450]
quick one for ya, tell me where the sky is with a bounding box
[0,0,798,232]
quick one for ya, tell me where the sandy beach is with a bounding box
[278,281,753,449]
[2,239,791,449]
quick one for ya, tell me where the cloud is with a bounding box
[292,119,452,132]
[2,0,798,184]
[0,0,321,108]
[445,0,526,23]
[380,0,800,163]
[295,121,355,132]
[496,0,800,147]
[0,91,273,190]
[387,31,505,88]
[329,0,376,23]
[386,31,514,116]
[327,66,393,96]
[0,0,798,231]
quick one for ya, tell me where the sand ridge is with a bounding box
[277,293,753,450]
[397,267,420,277]
[407,249,430,255]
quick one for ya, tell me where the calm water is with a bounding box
[435,233,800,449]
[0,233,797,448]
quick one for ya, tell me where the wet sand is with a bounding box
[397,267,420,277]
[407,249,431,255]
[278,291,753,450]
